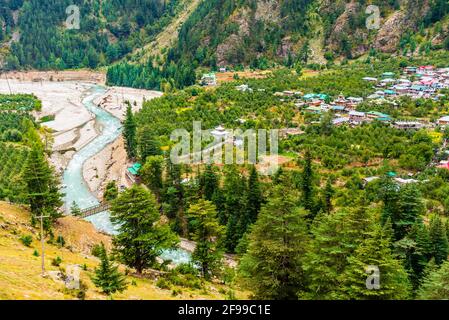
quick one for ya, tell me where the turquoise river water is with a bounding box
[62,85,190,265]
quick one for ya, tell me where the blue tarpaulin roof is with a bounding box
[128,163,142,175]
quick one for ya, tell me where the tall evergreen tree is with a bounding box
[137,126,161,162]
[141,155,164,202]
[238,185,310,300]
[407,222,433,289]
[322,178,334,214]
[417,260,449,299]
[395,184,424,240]
[91,243,127,295]
[164,157,187,236]
[123,104,137,159]
[110,185,179,274]
[103,181,119,202]
[429,215,449,265]
[187,199,224,279]
[381,179,424,241]
[299,150,317,218]
[380,176,400,225]
[23,145,62,227]
[302,206,374,299]
[200,165,218,201]
[339,223,411,299]
[246,165,263,225]
[223,166,247,253]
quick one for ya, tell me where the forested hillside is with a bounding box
[2,0,449,90]
[106,0,449,90]
[0,0,182,69]
[112,53,449,299]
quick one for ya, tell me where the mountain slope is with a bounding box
[0,201,244,300]
[0,0,184,69]
[164,0,449,68]
[130,0,202,64]
[2,0,449,90]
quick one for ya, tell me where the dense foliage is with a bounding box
[0,94,62,229]
[2,0,182,70]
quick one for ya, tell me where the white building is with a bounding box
[211,125,229,139]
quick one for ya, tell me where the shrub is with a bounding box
[226,289,236,300]
[56,235,65,248]
[20,235,33,247]
[156,278,171,290]
[52,256,62,267]
[33,250,39,257]
[91,244,103,257]
[172,289,182,296]
[175,263,198,276]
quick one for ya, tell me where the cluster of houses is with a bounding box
[289,92,396,127]
[270,65,449,129]
[365,66,449,101]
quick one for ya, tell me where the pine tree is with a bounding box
[381,179,424,241]
[299,150,317,218]
[123,104,137,159]
[223,166,247,253]
[200,165,218,201]
[141,155,164,201]
[71,201,81,217]
[91,243,127,295]
[322,178,334,214]
[339,223,411,299]
[187,199,224,279]
[246,165,263,225]
[302,206,374,299]
[238,185,310,300]
[110,185,179,273]
[408,222,433,288]
[103,181,119,202]
[429,215,449,265]
[395,184,424,240]
[137,126,161,162]
[163,157,187,236]
[23,145,62,227]
[417,260,449,299]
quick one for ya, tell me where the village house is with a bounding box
[235,84,253,92]
[366,111,392,122]
[349,110,366,123]
[393,121,426,130]
[332,117,350,126]
[394,177,419,185]
[417,66,434,75]
[279,128,304,138]
[211,125,229,139]
[438,116,449,126]
[404,66,418,74]
[382,72,395,79]
[330,105,346,113]
[126,163,142,184]
[363,77,378,82]
[201,73,217,86]
[305,106,322,114]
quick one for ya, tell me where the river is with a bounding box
[62,85,191,265]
